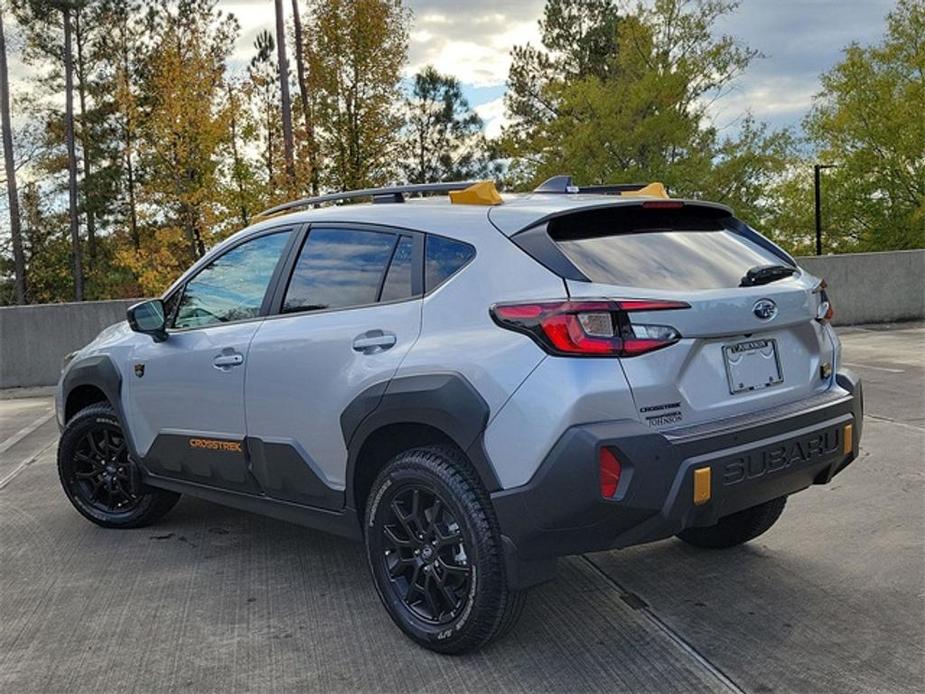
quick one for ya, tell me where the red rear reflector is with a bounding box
[600,448,622,498]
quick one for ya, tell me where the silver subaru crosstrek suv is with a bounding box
[56,178,862,653]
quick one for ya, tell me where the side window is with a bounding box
[380,235,415,302]
[172,231,291,329]
[282,228,396,314]
[425,235,475,292]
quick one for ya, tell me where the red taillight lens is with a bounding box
[599,447,622,498]
[490,299,688,357]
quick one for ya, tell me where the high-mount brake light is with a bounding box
[490,299,689,357]
[641,200,684,209]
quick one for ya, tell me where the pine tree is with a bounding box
[306,0,410,190]
[402,66,487,184]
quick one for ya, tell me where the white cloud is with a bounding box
[474,97,507,139]
[407,15,540,87]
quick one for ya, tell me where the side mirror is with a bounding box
[127,299,168,342]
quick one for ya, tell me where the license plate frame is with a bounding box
[723,338,783,394]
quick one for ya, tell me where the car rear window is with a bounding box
[282,228,396,313]
[548,206,789,291]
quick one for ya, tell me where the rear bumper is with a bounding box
[492,371,863,589]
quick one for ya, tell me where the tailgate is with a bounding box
[548,203,836,429]
[567,278,836,428]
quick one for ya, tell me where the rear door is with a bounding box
[552,204,835,429]
[244,226,423,508]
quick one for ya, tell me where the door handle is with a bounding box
[352,330,397,354]
[213,352,244,369]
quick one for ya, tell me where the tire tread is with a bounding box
[365,444,525,654]
[677,496,787,549]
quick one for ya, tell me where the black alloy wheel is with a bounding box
[380,485,472,624]
[365,446,526,654]
[58,403,180,528]
[69,421,139,514]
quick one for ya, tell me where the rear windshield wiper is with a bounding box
[740,264,797,287]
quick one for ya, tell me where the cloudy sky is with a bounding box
[3,0,897,138]
[219,0,897,139]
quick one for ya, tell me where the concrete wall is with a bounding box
[0,299,139,389]
[796,249,925,326]
[0,250,922,389]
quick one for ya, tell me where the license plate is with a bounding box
[723,339,783,394]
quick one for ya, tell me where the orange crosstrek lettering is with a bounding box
[188,438,242,453]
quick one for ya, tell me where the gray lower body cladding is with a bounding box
[492,371,862,588]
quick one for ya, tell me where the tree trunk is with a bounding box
[291,0,318,195]
[227,83,249,226]
[74,10,96,269]
[125,145,139,249]
[118,21,139,250]
[63,8,84,301]
[274,0,296,188]
[0,8,25,303]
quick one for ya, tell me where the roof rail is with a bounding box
[256,181,481,218]
[533,175,651,195]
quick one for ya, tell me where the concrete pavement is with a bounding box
[1,325,922,693]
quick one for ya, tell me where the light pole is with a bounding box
[814,164,836,256]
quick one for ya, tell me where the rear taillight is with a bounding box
[815,280,835,322]
[599,447,622,498]
[490,299,688,357]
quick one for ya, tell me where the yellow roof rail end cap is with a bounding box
[449,181,503,206]
[620,182,669,199]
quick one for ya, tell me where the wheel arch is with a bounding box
[61,355,137,456]
[65,384,110,422]
[342,373,502,516]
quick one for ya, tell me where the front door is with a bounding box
[126,229,294,491]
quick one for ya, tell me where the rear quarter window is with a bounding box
[549,206,790,291]
[425,235,475,292]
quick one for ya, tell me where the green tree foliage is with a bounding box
[505,0,620,149]
[799,0,924,251]
[401,65,487,183]
[306,0,411,190]
[121,0,240,293]
[503,0,779,204]
[248,30,283,192]
[1,0,919,305]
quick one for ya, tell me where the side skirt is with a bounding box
[142,472,363,541]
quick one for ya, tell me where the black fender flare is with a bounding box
[341,372,502,509]
[61,355,139,459]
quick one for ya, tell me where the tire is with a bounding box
[58,403,180,529]
[677,496,787,549]
[364,445,526,654]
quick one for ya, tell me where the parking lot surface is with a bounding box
[1,325,922,693]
